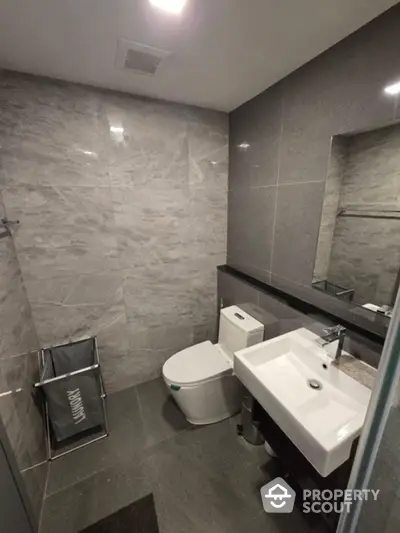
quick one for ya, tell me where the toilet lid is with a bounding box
[163,341,231,386]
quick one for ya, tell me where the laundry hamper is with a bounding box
[35,336,109,460]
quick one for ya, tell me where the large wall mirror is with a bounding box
[313,122,400,318]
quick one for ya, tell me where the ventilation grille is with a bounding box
[124,49,162,75]
[116,39,170,76]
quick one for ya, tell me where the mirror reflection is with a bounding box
[313,122,400,317]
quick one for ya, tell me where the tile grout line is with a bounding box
[269,89,285,276]
[43,459,118,500]
[277,179,326,187]
[38,461,50,533]
[21,459,48,474]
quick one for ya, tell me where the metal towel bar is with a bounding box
[0,217,20,227]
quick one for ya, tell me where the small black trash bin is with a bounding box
[239,393,264,446]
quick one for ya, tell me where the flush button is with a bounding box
[234,313,245,320]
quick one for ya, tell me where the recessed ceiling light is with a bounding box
[384,81,400,95]
[110,126,124,134]
[149,0,187,14]
[238,142,250,150]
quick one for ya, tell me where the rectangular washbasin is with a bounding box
[234,328,372,477]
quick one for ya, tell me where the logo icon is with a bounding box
[260,477,296,514]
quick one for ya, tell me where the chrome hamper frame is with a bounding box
[35,336,109,461]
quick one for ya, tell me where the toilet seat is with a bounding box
[162,341,232,387]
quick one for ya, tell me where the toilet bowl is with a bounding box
[162,306,264,425]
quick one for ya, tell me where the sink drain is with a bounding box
[308,379,323,390]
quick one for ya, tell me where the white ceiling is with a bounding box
[0,0,397,111]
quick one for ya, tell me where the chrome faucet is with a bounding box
[317,325,347,362]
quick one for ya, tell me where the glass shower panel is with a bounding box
[337,289,400,533]
[0,192,47,523]
[354,400,400,532]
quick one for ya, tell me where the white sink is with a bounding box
[234,328,372,477]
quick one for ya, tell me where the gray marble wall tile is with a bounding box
[0,147,109,189]
[24,271,133,391]
[115,324,194,390]
[27,273,126,345]
[3,184,115,238]
[100,90,193,190]
[0,74,109,190]
[0,200,39,357]
[329,217,400,305]
[123,262,195,330]
[193,320,219,345]
[2,75,105,156]
[0,351,45,471]
[189,143,228,191]
[188,114,228,169]
[1,71,228,396]
[0,190,46,521]
[190,186,227,255]
[341,123,400,208]
[2,184,119,280]
[112,185,193,269]
[190,252,221,326]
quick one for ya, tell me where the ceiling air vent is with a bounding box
[116,39,170,76]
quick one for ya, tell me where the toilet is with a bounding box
[162,305,264,425]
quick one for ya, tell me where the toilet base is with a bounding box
[186,412,233,426]
[164,374,243,426]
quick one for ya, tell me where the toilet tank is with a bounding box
[218,305,264,361]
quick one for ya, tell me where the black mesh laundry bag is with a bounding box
[37,337,106,442]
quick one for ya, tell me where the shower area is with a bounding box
[0,191,46,525]
[0,70,229,531]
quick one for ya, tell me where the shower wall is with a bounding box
[0,192,47,522]
[0,71,228,393]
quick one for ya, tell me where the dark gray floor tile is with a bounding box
[80,494,159,533]
[40,379,328,533]
[41,457,153,533]
[148,419,318,533]
[46,386,145,495]
[136,378,190,448]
